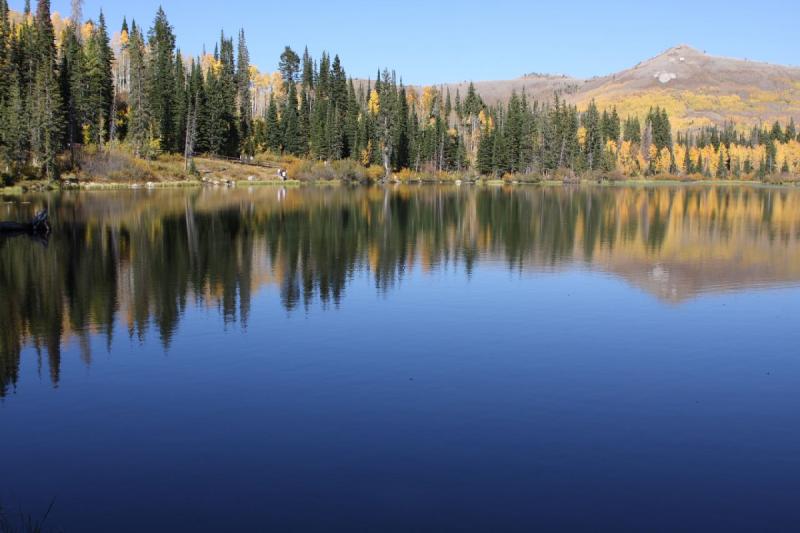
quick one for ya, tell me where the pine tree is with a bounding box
[476,121,494,175]
[0,72,26,171]
[683,141,693,174]
[770,121,783,142]
[376,69,395,179]
[623,116,641,144]
[583,100,602,171]
[30,0,63,178]
[785,119,796,143]
[278,46,300,85]
[94,11,113,141]
[716,150,727,178]
[172,50,187,153]
[218,34,238,155]
[393,83,409,170]
[330,55,347,112]
[127,20,149,156]
[0,0,10,102]
[147,7,176,152]
[343,79,359,159]
[281,82,301,155]
[265,93,280,153]
[189,57,209,153]
[297,87,310,156]
[301,46,313,90]
[236,29,252,155]
[59,21,82,157]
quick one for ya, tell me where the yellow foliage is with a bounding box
[656,147,672,174]
[647,143,658,163]
[577,127,587,146]
[478,109,494,132]
[617,140,641,175]
[361,140,373,166]
[81,21,94,41]
[421,86,438,117]
[368,90,380,116]
[674,144,687,173]
[406,88,418,108]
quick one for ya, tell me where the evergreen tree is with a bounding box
[278,46,300,85]
[94,11,114,141]
[716,150,727,178]
[147,7,176,152]
[281,82,301,155]
[0,72,26,171]
[265,93,280,153]
[770,121,783,142]
[127,20,148,156]
[343,79,359,159]
[236,29,252,154]
[393,83,409,170]
[30,0,63,178]
[58,21,83,155]
[218,34,238,155]
[785,119,796,143]
[301,46,314,90]
[0,0,11,103]
[683,141,693,174]
[375,69,395,178]
[476,121,494,175]
[623,116,641,143]
[582,100,603,171]
[172,50,187,154]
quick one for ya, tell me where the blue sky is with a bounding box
[13,0,800,84]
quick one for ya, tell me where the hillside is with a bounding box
[436,45,800,129]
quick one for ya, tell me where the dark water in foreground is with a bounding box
[1,184,800,532]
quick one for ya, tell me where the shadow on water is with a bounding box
[2,184,800,396]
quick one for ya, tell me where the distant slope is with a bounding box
[436,45,800,129]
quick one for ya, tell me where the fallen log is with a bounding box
[0,209,50,235]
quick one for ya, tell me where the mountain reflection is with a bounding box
[2,184,800,396]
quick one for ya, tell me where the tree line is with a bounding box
[1,1,799,182]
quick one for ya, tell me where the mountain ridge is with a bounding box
[428,45,800,129]
[445,44,800,129]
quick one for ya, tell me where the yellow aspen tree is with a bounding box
[656,147,672,174]
[674,144,686,174]
[421,86,437,117]
[368,90,380,116]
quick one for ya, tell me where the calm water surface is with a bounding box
[1,184,800,531]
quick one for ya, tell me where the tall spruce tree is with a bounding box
[265,93,280,153]
[147,7,176,152]
[172,50,187,153]
[583,101,603,171]
[236,29,252,155]
[127,20,148,156]
[30,0,63,178]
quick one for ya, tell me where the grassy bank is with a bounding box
[2,148,799,192]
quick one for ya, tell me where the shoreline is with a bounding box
[3,176,799,195]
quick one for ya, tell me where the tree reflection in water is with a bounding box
[2,184,800,396]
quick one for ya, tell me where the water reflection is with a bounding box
[2,184,800,396]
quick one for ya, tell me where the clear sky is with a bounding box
[12,0,800,84]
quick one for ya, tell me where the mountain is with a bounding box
[436,45,800,129]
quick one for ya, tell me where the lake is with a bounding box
[1,184,800,532]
